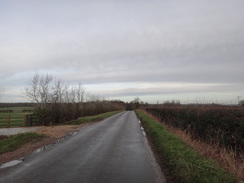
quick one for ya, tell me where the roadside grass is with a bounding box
[158,120,244,182]
[143,109,244,181]
[0,132,45,154]
[136,110,236,183]
[70,110,123,125]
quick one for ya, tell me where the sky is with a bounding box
[0,0,243,104]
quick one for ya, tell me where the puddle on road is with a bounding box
[0,159,23,169]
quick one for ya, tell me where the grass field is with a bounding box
[0,106,34,128]
[0,106,33,114]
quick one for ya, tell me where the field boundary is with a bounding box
[0,114,27,128]
[136,110,236,183]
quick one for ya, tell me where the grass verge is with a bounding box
[136,110,236,183]
[0,132,45,154]
[70,110,123,125]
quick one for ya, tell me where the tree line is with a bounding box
[24,73,125,125]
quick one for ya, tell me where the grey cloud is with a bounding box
[0,0,244,103]
[92,82,243,98]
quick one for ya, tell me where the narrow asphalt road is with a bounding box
[0,111,165,183]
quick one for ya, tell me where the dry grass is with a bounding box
[142,110,244,182]
[164,125,244,181]
[35,124,90,138]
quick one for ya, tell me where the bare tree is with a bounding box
[70,86,77,103]
[25,73,39,103]
[63,84,71,103]
[131,97,142,109]
[77,82,85,103]
[24,73,123,124]
[24,72,53,109]
[52,79,65,103]
[39,73,53,108]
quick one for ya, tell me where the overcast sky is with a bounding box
[0,0,243,104]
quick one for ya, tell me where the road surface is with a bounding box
[0,111,165,183]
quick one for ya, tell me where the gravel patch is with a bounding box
[0,127,40,136]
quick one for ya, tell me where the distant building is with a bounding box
[239,100,244,106]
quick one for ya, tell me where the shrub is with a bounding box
[32,108,51,126]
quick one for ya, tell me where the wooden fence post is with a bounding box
[7,115,10,128]
[24,114,27,127]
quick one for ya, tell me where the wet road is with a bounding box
[0,111,165,183]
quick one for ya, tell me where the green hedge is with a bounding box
[145,107,244,152]
[136,110,236,183]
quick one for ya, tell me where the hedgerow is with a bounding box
[145,106,244,152]
[136,110,236,183]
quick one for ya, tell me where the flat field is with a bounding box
[0,106,33,114]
